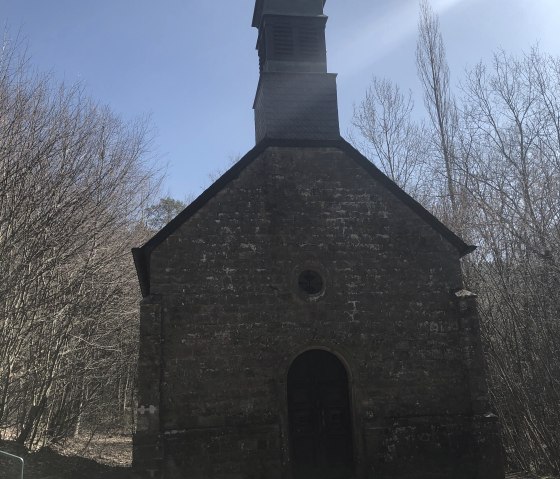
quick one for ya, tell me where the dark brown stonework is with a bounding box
[132,144,504,478]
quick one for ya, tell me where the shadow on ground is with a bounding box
[0,440,134,479]
[1,439,556,479]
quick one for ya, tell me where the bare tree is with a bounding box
[0,37,161,447]
[351,77,431,203]
[461,48,560,473]
[416,0,461,221]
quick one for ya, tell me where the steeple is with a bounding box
[252,0,340,142]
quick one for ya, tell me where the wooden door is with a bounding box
[288,350,354,479]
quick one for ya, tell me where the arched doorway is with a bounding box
[287,349,354,479]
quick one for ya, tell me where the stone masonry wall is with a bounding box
[137,146,503,479]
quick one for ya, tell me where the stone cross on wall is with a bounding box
[137,405,157,415]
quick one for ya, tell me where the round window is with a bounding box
[298,270,324,295]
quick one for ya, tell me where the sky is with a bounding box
[2,0,560,201]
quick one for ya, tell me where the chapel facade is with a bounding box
[132,1,504,478]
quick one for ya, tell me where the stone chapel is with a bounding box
[132,1,504,478]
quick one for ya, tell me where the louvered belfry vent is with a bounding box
[273,23,294,58]
[298,25,320,58]
[268,21,322,62]
[252,0,340,142]
[259,16,327,69]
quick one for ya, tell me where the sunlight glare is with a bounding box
[330,0,467,78]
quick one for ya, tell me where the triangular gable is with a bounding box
[133,137,475,297]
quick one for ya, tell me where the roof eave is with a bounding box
[132,247,150,297]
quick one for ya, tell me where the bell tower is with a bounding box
[252,0,340,142]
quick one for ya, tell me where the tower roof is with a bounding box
[252,0,327,28]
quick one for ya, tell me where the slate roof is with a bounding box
[132,137,476,297]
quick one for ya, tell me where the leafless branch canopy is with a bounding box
[0,37,161,447]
